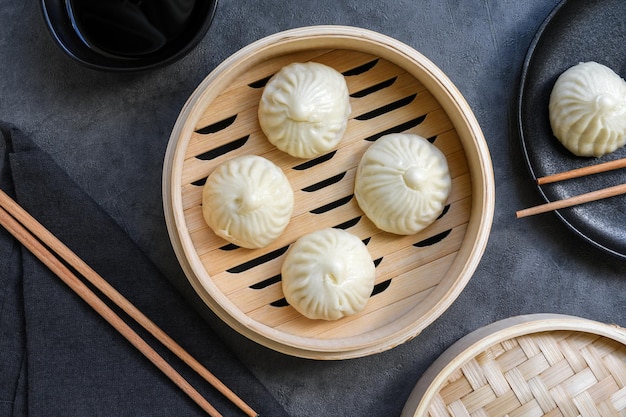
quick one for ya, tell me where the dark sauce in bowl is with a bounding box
[40,0,217,70]
[66,0,198,58]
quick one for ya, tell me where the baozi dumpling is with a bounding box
[549,61,626,157]
[258,62,351,159]
[202,155,294,249]
[355,133,451,235]
[281,228,375,321]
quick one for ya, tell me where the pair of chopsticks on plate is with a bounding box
[516,157,626,218]
[0,189,258,417]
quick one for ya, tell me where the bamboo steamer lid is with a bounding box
[162,26,495,359]
[402,314,626,416]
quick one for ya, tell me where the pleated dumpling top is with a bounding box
[355,133,451,235]
[281,228,375,321]
[549,61,626,157]
[202,155,294,249]
[258,62,351,158]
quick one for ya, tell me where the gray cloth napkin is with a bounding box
[0,122,289,417]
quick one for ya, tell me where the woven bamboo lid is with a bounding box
[402,314,626,416]
[162,26,495,359]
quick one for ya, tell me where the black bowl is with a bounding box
[40,0,218,71]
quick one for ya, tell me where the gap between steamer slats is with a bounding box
[191,49,398,131]
[198,171,471,278]
[185,66,427,159]
[180,74,440,186]
[208,193,471,300]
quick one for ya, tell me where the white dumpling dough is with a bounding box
[281,228,375,321]
[355,133,451,235]
[549,61,626,157]
[258,62,351,159]
[202,155,294,249]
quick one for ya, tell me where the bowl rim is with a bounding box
[163,25,495,359]
[39,0,219,71]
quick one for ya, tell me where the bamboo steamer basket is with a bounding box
[401,314,626,416]
[162,26,495,359]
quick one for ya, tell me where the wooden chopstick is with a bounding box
[0,190,258,417]
[536,157,626,185]
[516,183,626,218]
[517,157,626,218]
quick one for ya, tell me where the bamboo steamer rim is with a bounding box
[163,25,495,359]
[401,313,626,416]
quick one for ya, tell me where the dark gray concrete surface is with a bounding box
[1,1,624,416]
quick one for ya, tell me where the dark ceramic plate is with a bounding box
[518,0,626,258]
[40,0,218,71]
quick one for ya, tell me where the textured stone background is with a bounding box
[1,1,624,416]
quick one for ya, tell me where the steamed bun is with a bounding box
[258,62,351,158]
[202,155,293,249]
[281,228,375,321]
[549,61,626,157]
[355,133,451,235]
